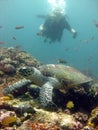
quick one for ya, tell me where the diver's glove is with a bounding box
[73,31,77,38]
[71,28,77,38]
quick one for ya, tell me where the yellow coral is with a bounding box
[1,116,17,126]
[0,96,10,101]
[66,101,74,109]
[87,107,98,128]
[87,121,95,128]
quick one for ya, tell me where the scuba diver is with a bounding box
[37,9,77,43]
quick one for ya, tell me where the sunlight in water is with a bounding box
[48,0,66,14]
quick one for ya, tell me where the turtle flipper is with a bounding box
[40,82,58,110]
[39,78,60,110]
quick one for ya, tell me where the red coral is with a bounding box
[31,122,60,130]
[95,125,98,130]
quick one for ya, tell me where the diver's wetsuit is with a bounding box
[38,12,77,42]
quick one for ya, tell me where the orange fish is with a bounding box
[0,41,5,44]
[79,39,82,42]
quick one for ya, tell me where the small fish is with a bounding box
[12,36,16,40]
[0,25,3,29]
[37,14,46,19]
[57,59,67,64]
[95,23,98,27]
[87,55,93,63]
[44,39,47,43]
[74,44,81,51]
[65,48,69,51]
[0,41,5,44]
[91,36,94,40]
[14,45,22,50]
[93,20,98,28]
[15,25,24,29]
[36,32,42,36]
[84,39,88,44]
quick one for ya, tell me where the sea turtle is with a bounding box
[18,64,93,109]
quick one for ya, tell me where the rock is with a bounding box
[3,64,16,74]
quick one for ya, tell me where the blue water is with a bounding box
[0,0,98,78]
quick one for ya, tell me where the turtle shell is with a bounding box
[39,64,93,88]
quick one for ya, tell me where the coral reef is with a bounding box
[18,120,61,130]
[0,47,41,96]
[30,108,83,130]
[73,112,88,123]
[0,47,98,130]
[87,107,98,129]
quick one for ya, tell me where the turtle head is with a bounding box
[18,66,34,78]
[18,66,47,86]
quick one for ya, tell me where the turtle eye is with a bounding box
[18,67,33,77]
